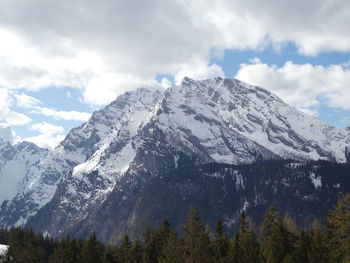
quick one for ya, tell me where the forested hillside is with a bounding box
[70,159,350,243]
[1,193,350,263]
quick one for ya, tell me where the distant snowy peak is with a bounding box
[0,124,17,144]
[0,139,16,168]
[154,77,349,163]
[57,87,163,164]
[69,87,163,179]
[0,141,48,209]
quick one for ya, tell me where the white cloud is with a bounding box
[25,133,65,149]
[30,107,91,121]
[29,122,64,135]
[198,0,350,55]
[0,0,349,143]
[0,87,89,148]
[1,0,349,107]
[174,62,225,85]
[25,122,65,149]
[6,89,90,122]
[0,0,349,118]
[0,88,12,109]
[236,60,350,114]
[160,78,172,89]
[83,72,165,105]
[14,93,42,108]
[0,88,32,126]
[0,28,98,91]
[1,111,32,126]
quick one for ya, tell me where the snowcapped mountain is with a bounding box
[154,77,349,162]
[0,140,48,226]
[0,77,349,241]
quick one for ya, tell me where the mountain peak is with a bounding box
[181,76,194,86]
[0,125,17,144]
[14,141,45,152]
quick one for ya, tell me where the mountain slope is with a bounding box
[25,88,165,234]
[25,77,350,242]
[121,160,350,239]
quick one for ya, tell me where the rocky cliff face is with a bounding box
[1,77,349,242]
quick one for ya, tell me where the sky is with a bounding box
[0,0,350,148]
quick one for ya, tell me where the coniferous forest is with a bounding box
[0,193,349,263]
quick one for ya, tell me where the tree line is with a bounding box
[0,193,349,263]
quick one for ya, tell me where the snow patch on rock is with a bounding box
[310,172,322,190]
[0,244,8,256]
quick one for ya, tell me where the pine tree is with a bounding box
[326,193,350,263]
[50,236,76,263]
[280,253,293,263]
[260,213,293,263]
[237,212,260,263]
[116,234,134,263]
[71,238,82,263]
[0,227,8,244]
[143,219,172,263]
[42,235,58,261]
[4,227,25,263]
[308,223,330,263]
[194,230,213,263]
[211,219,229,263]
[104,245,117,263]
[182,207,204,263]
[4,227,45,263]
[283,213,298,235]
[259,206,277,262]
[80,232,104,263]
[157,218,172,256]
[226,231,240,263]
[24,228,46,263]
[158,230,183,263]
[132,237,144,263]
[292,229,311,262]
[142,225,155,263]
[51,236,82,263]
